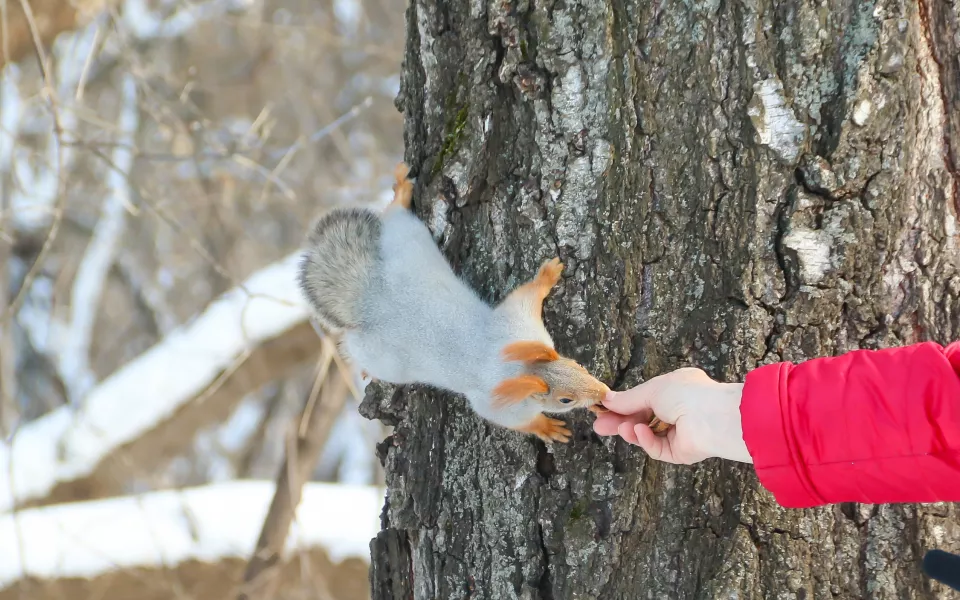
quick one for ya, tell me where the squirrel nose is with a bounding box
[596,382,611,401]
[583,387,609,411]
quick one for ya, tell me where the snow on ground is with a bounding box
[0,254,310,512]
[0,480,384,587]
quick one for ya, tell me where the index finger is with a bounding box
[593,412,648,436]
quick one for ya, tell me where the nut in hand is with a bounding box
[649,415,672,436]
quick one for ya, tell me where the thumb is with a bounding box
[603,380,659,415]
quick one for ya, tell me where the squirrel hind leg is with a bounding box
[515,414,571,444]
[388,162,413,210]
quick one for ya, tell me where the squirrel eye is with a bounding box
[558,397,573,404]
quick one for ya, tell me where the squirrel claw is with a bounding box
[532,416,571,444]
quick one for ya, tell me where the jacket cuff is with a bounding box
[740,362,824,508]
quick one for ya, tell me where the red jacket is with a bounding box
[740,341,960,508]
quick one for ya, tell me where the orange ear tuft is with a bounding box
[502,341,560,363]
[493,375,549,406]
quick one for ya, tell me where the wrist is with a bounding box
[707,382,752,463]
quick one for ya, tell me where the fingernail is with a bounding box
[602,390,617,405]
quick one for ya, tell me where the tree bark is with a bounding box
[361,0,960,598]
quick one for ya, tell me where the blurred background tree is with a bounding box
[0,1,404,598]
[367,0,960,599]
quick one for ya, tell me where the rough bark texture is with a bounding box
[361,0,960,598]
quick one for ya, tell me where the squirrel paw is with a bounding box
[520,414,571,443]
[536,257,564,289]
[389,162,413,209]
[393,162,409,185]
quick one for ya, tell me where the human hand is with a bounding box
[593,368,752,464]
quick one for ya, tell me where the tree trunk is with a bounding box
[360,0,960,598]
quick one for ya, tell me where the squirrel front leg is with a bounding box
[496,258,672,436]
[498,257,563,322]
[514,413,571,443]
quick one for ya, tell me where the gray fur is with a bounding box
[297,207,382,331]
[341,207,555,429]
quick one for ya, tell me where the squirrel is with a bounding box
[297,163,667,443]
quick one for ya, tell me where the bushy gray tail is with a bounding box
[297,207,381,331]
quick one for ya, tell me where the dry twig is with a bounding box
[237,349,350,600]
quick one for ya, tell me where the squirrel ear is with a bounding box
[501,341,560,363]
[493,374,549,406]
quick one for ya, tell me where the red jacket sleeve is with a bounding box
[740,341,960,508]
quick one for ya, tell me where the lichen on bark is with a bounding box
[363,0,960,598]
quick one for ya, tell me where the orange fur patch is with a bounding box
[517,414,571,443]
[390,162,413,209]
[535,257,563,289]
[493,374,549,405]
[501,341,559,363]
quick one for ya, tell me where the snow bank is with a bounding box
[0,254,310,512]
[0,480,383,587]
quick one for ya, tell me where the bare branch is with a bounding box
[1,0,77,325]
[57,73,139,403]
[237,354,351,600]
[0,254,314,512]
[0,0,89,68]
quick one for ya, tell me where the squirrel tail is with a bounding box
[297,207,381,331]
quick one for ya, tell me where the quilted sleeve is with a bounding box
[739,342,960,508]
